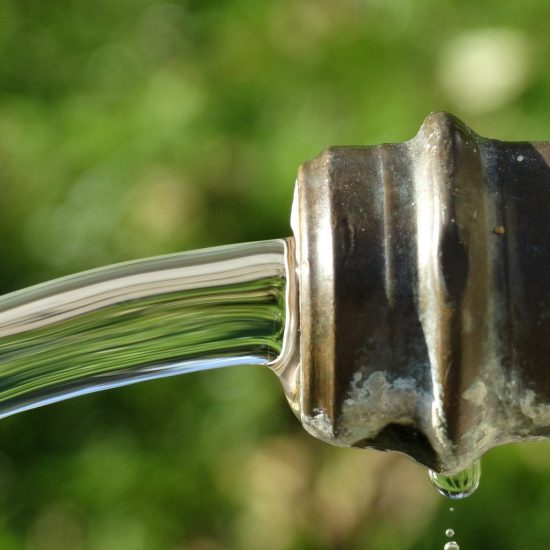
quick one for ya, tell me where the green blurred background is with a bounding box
[0,1,549,548]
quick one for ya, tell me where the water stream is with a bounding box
[0,239,295,419]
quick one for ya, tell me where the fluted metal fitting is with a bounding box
[288,112,550,473]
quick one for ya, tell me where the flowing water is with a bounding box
[0,239,295,419]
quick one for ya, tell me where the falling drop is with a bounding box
[429,459,481,499]
[446,529,455,537]
[444,542,460,550]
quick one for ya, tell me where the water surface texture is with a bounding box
[0,240,290,418]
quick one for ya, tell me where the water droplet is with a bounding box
[444,542,460,550]
[428,459,481,499]
[449,507,455,512]
[446,528,455,537]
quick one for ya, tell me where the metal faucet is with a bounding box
[1,112,549,475]
[281,112,550,474]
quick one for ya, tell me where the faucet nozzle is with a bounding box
[285,112,550,473]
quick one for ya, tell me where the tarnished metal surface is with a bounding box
[287,112,550,473]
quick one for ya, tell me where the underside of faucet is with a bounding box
[283,112,550,474]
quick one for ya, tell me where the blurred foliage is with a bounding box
[0,0,549,548]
